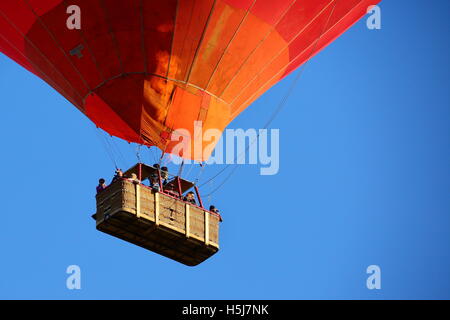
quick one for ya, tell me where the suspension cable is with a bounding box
[108,136,128,168]
[194,162,207,185]
[93,127,118,169]
[135,144,142,163]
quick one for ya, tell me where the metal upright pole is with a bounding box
[194,186,204,208]
[176,176,183,198]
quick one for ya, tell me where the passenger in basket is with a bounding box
[129,173,141,184]
[112,168,123,182]
[149,173,160,192]
[209,205,219,214]
[183,191,196,205]
[209,205,222,222]
[161,166,169,185]
[165,184,180,198]
[96,178,107,194]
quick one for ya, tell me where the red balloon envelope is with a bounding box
[0,0,380,160]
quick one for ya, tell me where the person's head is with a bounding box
[130,173,138,181]
[150,173,159,183]
[209,205,216,211]
[161,166,169,179]
[115,168,123,176]
[99,178,106,185]
[186,191,195,200]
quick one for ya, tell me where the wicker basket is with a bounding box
[93,179,220,266]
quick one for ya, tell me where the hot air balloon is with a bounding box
[0,0,380,265]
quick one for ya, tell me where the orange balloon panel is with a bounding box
[0,0,380,161]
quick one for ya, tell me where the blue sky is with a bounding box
[0,1,449,299]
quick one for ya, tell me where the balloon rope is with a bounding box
[108,136,128,168]
[177,160,185,177]
[194,162,207,186]
[136,144,142,163]
[93,127,118,169]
